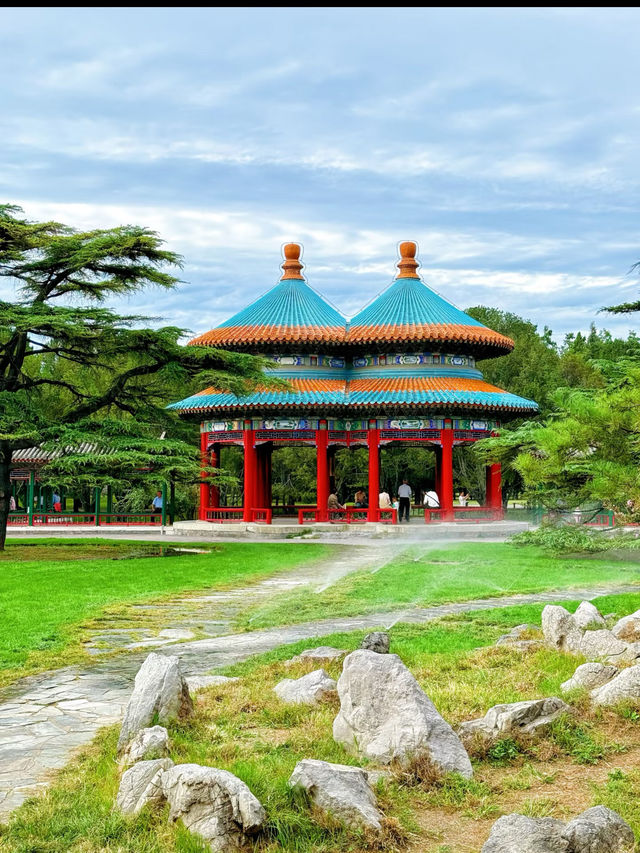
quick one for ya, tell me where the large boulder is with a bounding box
[458,698,570,745]
[332,650,472,777]
[289,759,382,831]
[578,630,633,664]
[561,806,634,852]
[590,665,640,706]
[118,653,193,752]
[273,669,337,705]
[481,813,568,852]
[574,601,606,630]
[561,663,618,693]
[161,764,266,852]
[541,606,583,653]
[116,758,174,815]
[481,807,634,853]
[361,632,390,654]
[121,725,169,767]
[611,612,640,643]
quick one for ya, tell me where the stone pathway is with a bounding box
[1,562,639,818]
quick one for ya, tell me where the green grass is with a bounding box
[238,543,640,630]
[3,618,640,852]
[0,540,333,684]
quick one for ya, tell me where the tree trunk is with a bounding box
[0,443,12,551]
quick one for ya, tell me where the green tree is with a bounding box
[0,204,265,548]
[475,360,640,517]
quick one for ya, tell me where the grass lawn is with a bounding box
[3,598,640,852]
[0,539,333,686]
[238,542,640,630]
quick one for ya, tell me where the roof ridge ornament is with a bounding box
[280,242,304,280]
[396,240,420,279]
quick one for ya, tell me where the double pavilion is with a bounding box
[169,242,538,524]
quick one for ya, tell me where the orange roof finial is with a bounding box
[280,243,304,280]
[396,240,420,278]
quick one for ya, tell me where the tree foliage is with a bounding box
[0,204,266,547]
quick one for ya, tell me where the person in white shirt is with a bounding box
[379,490,392,509]
[397,479,412,522]
[458,489,469,507]
[423,488,440,508]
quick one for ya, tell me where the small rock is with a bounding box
[290,646,347,663]
[361,632,390,654]
[121,726,169,767]
[161,764,266,852]
[458,698,570,745]
[365,769,392,787]
[274,669,337,705]
[578,630,631,663]
[187,675,240,692]
[561,805,634,852]
[333,650,472,777]
[289,758,382,831]
[591,664,640,706]
[541,605,582,653]
[574,601,606,630]
[561,662,618,693]
[481,813,567,852]
[118,653,193,752]
[611,612,640,643]
[116,758,174,815]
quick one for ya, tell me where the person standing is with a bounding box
[458,489,469,507]
[397,478,412,523]
[52,490,62,512]
[151,490,163,515]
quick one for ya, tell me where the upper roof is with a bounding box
[188,244,346,348]
[188,241,513,357]
[347,242,513,354]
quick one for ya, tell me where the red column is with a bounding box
[209,444,220,508]
[264,443,272,510]
[199,430,208,521]
[440,425,454,521]
[486,463,503,518]
[367,423,380,522]
[243,425,256,522]
[316,422,329,522]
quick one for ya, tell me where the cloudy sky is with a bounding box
[2,7,640,341]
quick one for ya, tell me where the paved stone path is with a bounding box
[1,545,638,818]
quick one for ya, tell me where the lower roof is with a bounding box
[168,376,538,416]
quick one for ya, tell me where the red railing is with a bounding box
[298,507,319,524]
[424,506,503,523]
[7,512,161,526]
[204,507,245,523]
[376,507,398,524]
[251,508,273,524]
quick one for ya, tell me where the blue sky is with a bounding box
[2,7,640,342]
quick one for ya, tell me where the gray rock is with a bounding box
[289,758,382,831]
[561,663,618,693]
[187,675,240,692]
[333,650,472,777]
[481,813,568,852]
[611,612,640,643]
[578,630,631,663]
[116,758,174,815]
[121,725,169,767]
[591,665,640,706]
[574,601,606,630]
[161,763,266,852]
[458,698,570,744]
[542,605,583,653]
[561,805,634,852]
[361,632,390,654]
[118,653,193,752]
[274,669,337,705]
[291,646,347,663]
